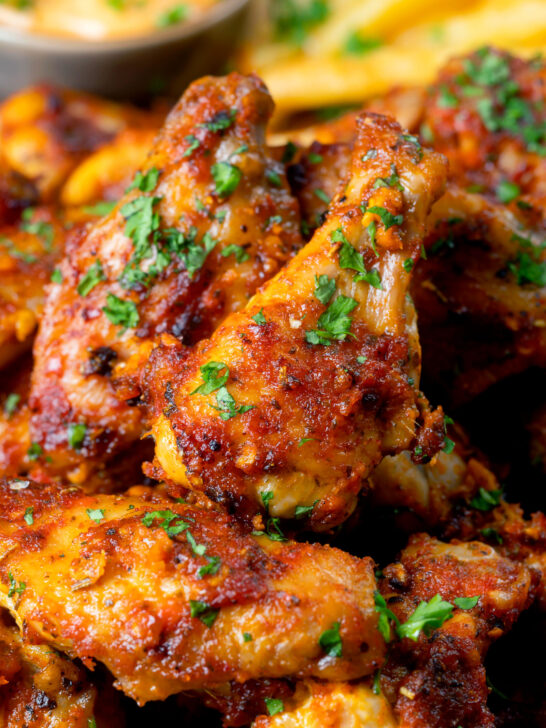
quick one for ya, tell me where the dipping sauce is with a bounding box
[0,0,222,40]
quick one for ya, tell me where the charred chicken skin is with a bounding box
[144,112,447,530]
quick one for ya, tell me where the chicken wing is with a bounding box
[0,479,383,704]
[0,611,121,727]
[0,84,160,203]
[28,73,303,483]
[378,534,537,728]
[145,112,447,530]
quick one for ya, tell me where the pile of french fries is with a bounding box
[240,0,546,119]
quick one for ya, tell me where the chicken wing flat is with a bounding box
[0,85,160,203]
[0,479,384,704]
[145,112,447,530]
[378,534,537,728]
[0,612,121,728]
[28,73,303,482]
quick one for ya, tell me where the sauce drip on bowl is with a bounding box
[0,0,222,40]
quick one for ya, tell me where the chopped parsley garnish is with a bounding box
[314,188,330,204]
[212,386,254,420]
[496,179,520,204]
[191,361,229,395]
[86,508,105,524]
[199,109,236,133]
[23,507,34,525]
[282,141,298,164]
[4,393,20,418]
[443,415,455,454]
[186,530,206,556]
[373,669,382,695]
[508,249,546,287]
[197,556,221,579]
[67,423,86,450]
[403,258,414,272]
[470,487,503,511]
[252,308,267,325]
[343,32,382,56]
[221,244,249,263]
[103,294,139,330]
[437,85,459,108]
[27,442,42,461]
[20,209,54,250]
[397,594,454,641]
[305,294,358,345]
[481,527,503,544]
[50,268,63,283]
[189,600,219,627]
[294,500,318,519]
[156,4,188,27]
[265,698,284,717]
[7,572,25,599]
[243,632,253,642]
[142,509,190,538]
[253,492,287,541]
[163,227,217,278]
[183,134,201,157]
[77,260,105,297]
[453,596,479,609]
[308,151,323,164]
[313,273,336,304]
[265,169,282,187]
[363,206,404,230]
[319,621,343,657]
[357,355,367,364]
[127,167,160,194]
[375,591,461,642]
[83,200,116,217]
[211,162,242,197]
[334,228,382,289]
[373,164,403,191]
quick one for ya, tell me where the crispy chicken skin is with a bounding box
[0,613,118,728]
[0,84,159,203]
[252,681,396,728]
[28,73,303,482]
[144,112,447,529]
[421,48,546,208]
[0,479,384,704]
[379,534,537,728]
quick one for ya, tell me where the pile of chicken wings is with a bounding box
[0,47,544,728]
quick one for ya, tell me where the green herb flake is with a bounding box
[294,500,318,519]
[496,179,520,203]
[50,268,63,283]
[265,698,284,717]
[453,596,479,610]
[221,244,249,263]
[318,621,343,657]
[212,386,254,420]
[364,205,404,230]
[314,188,330,204]
[362,148,377,161]
[308,151,323,164]
[189,599,219,627]
[199,109,236,133]
[343,32,382,56]
[4,393,20,419]
[7,572,25,599]
[305,294,358,346]
[156,4,188,27]
[77,260,106,297]
[142,510,190,539]
[403,258,414,272]
[243,632,253,642]
[211,162,242,197]
[183,134,201,158]
[191,361,230,395]
[68,423,87,451]
[397,594,454,641]
[373,164,403,191]
[27,442,42,461]
[313,273,336,304]
[86,508,105,524]
[197,556,221,579]
[266,169,282,187]
[252,308,267,325]
[23,507,34,526]
[83,201,116,217]
[102,294,139,330]
[470,487,502,511]
[127,167,160,194]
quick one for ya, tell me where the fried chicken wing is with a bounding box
[0,85,160,203]
[0,479,383,704]
[145,112,447,529]
[252,681,396,728]
[0,612,120,727]
[379,534,537,728]
[28,73,303,483]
